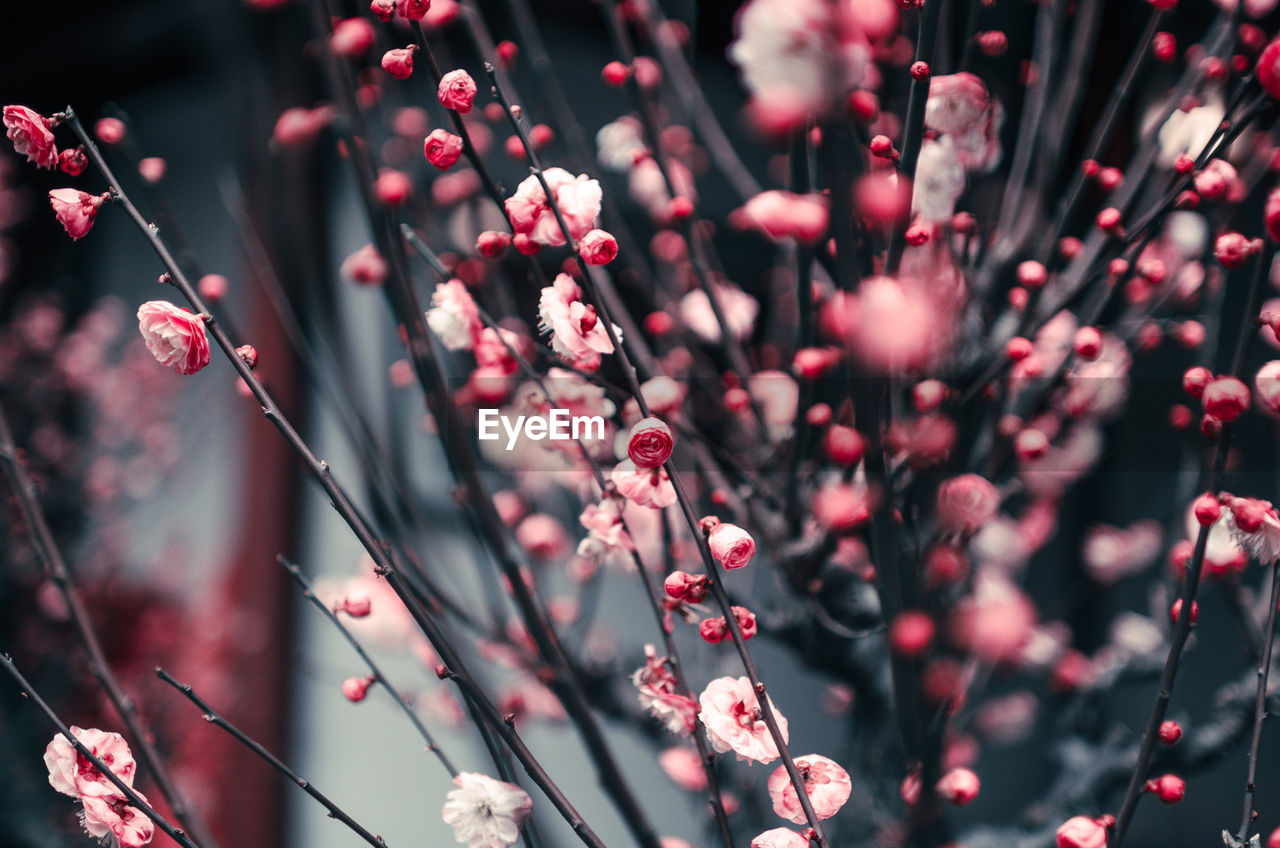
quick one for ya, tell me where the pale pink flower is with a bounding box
[912,138,966,223]
[340,243,387,285]
[272,105,333,149]
[824,277,953,374]
[1156,95,1225,167]
[4,105,57,168]
[634,647,698,733]
[438,69,478,114]
[738,191,829,243]
[936,474,1000,533]
[577,498,634,564]
[441,772,533,848]
[925,73,990,136]
[698,675,789,764]
[1224,496,1280,564]
[49,189,106,241]
[628,157,698,219]
[728,0,844,118]
[595,117,645,171]
[611,459,677,509]
[708,522,756,570]
[767,754,852,823]
[1256,360,1280,413]
[949,573,1037,665]
[679,284,759,345]
[659,747,708,791]
[748,371,800,439]
[314,567,417,648]
[426,279,480,351]
[627,417,674,468]
[44,728,138,799]
[81,792,155,848]
[1082,521,1163,584]
[136,301,211,375]
[505,168,602,246]
[538,273,620,364]
[811,480,871,533]
[751,828,810,848]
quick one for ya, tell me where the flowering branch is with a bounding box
[278,555,459,777]
[156,668,387,847]
[0,402,217,848]
[1234,559,1280,844]
[0,653,203,848]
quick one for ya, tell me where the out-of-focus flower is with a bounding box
[426,279,480,351]
[340,243,387,285]
[949,572,1036,665]
[441,773,533,848]
[679,284,759,345]
[658,747,708,791]
[912,138,966,223]
[936,474,1000,533]
[634,647,698,733]
[136,301,211,375]
[736,191,830,242]
[1056,816,1106,848]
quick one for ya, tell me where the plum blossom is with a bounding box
[1082,521,1163,584]
[912,137,966,223]
[1223,495,1280,564]
[425,129,465,170]
[1156,95,1225,167]
[437,69,478,113]
[577,498,634,564]
[659,747,708,791]
[81,793,155,848]
[136,301,211,375]
[925,73,1004,172]
[538,273,621,366]
[699,675,788,763]
[936,474,1000,533]
[426,279,481,351]
[752,829,810,848]
[708,522,756,569]
[49,189,107,241]
[4,105,57,168]
[577,228,618,265]
[949,572,1037,665]
[634,646,698,733]
[766,754,852,823]
[441,772,533,848]
[679,284,759,345]
[612,459,677,509]
[629,157,698,219]
[627,417,674,468]
[505,168,602,246]
[595,117,645,171]
[737,191,830,243]
[44,728,138,799]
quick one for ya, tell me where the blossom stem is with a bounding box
[1111,247,1271,847]
[279,555,459,777]
[0,653,203,848]
[156,668,387,847]
[485,61,829,847]
[463,299,738,848]
[1235,559,1280,844]
[0,404,218,848]
[885,0,944,274]
[62,104,610,848]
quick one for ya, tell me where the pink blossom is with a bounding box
[1082,521,1163,584]
[330,17,375,58]
[627,417,674,468]
[1056,816,1106,848]
[698,675,789,763]
[515,513,570,559]
[912,137,966,223]
[634,647,698,733]
[398,0,431,20]
[936,474,1000,533]
[340,243,387,285]
[44,728,138,799]
[426,279,480,351]
[936,767,981,805]
[824,277,953,374]
[949,573,1037,665]
[1256,360,1280,413]
[4,105,57,168]
[611,459,677,509]
[578,228,619,265]
[738,191,830,243]
[424,129,465,169]
[438,69,478,114]
[538,273,619,364]
[577,498,634,563]
[81,792,155,848]
[136,301,211,375]
[659,747,708,791]
[766,753,852,823]
[442,772,533,848]
[506,168,603,246]
[272,105,332,149]
[811,481,871,533]
[381,45,417,79]
[728,0,846,118]
[751,828,810,848]
[1224,495,1280,564]
[925,73,990,136]
[679,284,759,345]
[49,189,106,241]
[708,522,756,569]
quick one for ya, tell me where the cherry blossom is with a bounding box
[44,728,138,799]
[538,273,621,366]
[627,417,674,468]
[611,459,677,509]
[49,189,108,241]
[438,69,478,114]
[678,284,759,345]
[505,168,602,247]
[441,772,533,848]
[699,675,788,763]
[751,828,810,848]
[634,647,698,733]
[81,792,155,848]
[707,522,756,569]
